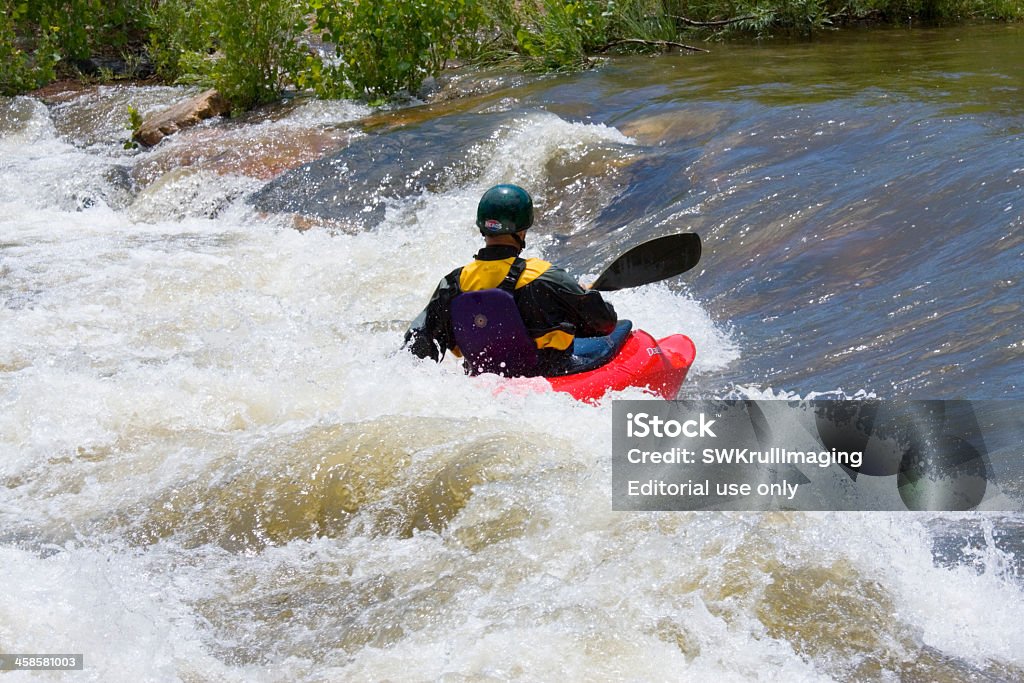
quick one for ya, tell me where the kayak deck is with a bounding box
[545,330,696,402]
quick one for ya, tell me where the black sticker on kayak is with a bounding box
[612,400,1024,512]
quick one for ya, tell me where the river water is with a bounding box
[1,25,1022,682]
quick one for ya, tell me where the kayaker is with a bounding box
[404,184,619,377]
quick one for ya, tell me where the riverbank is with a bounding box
[5,0,1023,107]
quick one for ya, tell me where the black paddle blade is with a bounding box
[590,233,701,292]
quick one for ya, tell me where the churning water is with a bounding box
[1,25,1022,682]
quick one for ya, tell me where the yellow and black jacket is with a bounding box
[404,245,617,375]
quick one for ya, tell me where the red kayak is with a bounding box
[546,330,696,402]
[450,287,696,403]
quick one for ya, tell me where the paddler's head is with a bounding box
[476,184,533,250]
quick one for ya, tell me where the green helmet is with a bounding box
[476,184,534,236]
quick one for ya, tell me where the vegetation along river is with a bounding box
[1,24,1022,682]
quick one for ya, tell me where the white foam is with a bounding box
[2,90,1020,682]
[474,110,636,197]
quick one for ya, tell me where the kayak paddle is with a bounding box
[589,232,701,292]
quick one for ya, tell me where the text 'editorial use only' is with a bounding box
[611,400,1024,512]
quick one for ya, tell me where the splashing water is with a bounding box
[2,25,1023,682]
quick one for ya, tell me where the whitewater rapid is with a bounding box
[2,69,1022,682]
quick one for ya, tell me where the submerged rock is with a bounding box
[131,124,357,186]
[618,108,727,147]
[26,80,95,105]
[135,88,230,147]
[248,102,698,257]
[250,110,518,230]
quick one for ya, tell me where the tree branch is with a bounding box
[667,14,757,27]
[597,38,709,54]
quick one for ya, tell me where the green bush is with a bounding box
[1,0,152,95]
[607,0,680,42]
[27,0,150,62]
[510,0,613,69]
[147,0,216,82]
[4,0,1023,100]
[308,0,487,99]
[148,0,308,111]
[208,0,308,110]
[0,2,60,95]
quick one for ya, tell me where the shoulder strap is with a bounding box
[498,257,527,293]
